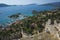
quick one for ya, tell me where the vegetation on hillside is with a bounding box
[0,8,60,40]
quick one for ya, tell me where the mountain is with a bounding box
[0,3,10,7]
[0,2,60,7]
[42,2,60,7]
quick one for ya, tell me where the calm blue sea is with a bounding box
[0,5,55,26]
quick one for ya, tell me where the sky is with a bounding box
[0,0,60,5]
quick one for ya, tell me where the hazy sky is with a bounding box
[0,0,60,5]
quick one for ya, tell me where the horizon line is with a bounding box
[0,1,60,5]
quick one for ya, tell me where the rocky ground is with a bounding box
[20,19,60,40]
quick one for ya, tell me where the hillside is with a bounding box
[0,8,60,40]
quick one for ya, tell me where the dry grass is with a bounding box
[21,32,59,40]
[39,32,59,40]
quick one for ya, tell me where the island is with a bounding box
[8,13,21,18]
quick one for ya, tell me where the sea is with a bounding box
[0,5,55,26]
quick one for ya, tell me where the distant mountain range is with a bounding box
[42,2,60,7]
[0,4,10,7]
[0,2,60,7]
